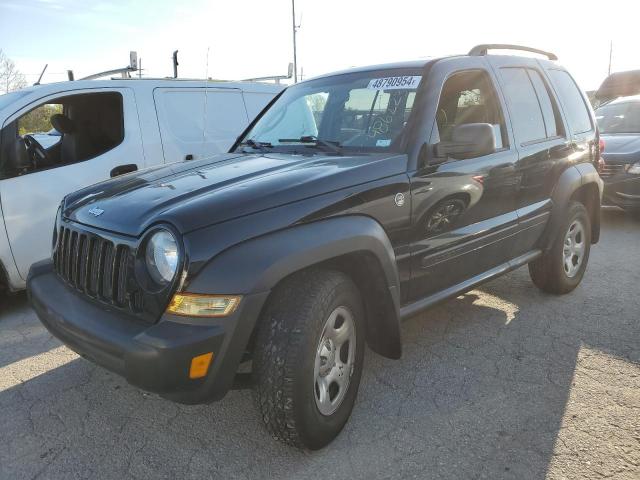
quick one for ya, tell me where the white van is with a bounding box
[0,79,283,292]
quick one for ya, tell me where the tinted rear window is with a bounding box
[548,70,593,135]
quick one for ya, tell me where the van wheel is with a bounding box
[529,201,591,294]
[252,269,365,450]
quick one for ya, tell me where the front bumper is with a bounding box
[27,260,269,404]
[602,174,640,210]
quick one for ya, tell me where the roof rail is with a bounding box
[468,44,558,61]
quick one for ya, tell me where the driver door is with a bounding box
[0,87,143,281]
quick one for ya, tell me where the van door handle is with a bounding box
[185,154,194,160]
[110,164,138,177]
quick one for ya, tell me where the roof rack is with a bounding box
[468,44,558,61]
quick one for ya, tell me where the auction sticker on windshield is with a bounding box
[367,76,421,90]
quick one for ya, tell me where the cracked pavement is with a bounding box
[0,208,638,479]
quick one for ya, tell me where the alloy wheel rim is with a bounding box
[313,306,356,416]
[563,219,585,278]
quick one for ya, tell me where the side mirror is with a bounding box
[435,123,496,160]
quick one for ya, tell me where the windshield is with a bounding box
[0,90,30,112]
[236,68,423,153]
[596,101,640,134]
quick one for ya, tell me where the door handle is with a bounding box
[110,164,138,178]
[185,154,194,160]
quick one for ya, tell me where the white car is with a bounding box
[0,78,283,293]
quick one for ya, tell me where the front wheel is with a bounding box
[529,201,591,294]
[252,269,365,450]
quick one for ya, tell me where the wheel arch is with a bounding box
[570,182,601,244]
[545,164,602,250]
[185,215,403,360]
[0,259,7,295]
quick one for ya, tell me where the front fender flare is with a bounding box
[185,215,402,359]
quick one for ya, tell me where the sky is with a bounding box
[1,0,639,91]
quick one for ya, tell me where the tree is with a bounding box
[0,49,27,94]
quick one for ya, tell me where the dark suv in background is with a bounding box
[596,95,640,212]
[28,44,603,449]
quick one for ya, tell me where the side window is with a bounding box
[528,70,562,138]
[18,103,63,147]
[500,68,547,144]
[0,92,124,180]
[548,69,593,135]
[436,70,508,150]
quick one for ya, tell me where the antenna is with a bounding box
[67,70,74,81]
[291,0,299,83]
[202,47,211,158]
[34,64,48,86]
[608,41,613,76]
[172,50,179,78]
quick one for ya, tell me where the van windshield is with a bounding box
[596,101,640,134]
[237,68,423,154]
[0,90,29,111]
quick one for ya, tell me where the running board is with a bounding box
[399,250,542,321]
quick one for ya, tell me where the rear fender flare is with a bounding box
[545,163,602,250]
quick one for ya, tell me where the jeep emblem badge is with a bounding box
[88,206,105,217]
[394,193,405,207]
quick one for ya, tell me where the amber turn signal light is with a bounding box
[167,293,241,317]
[189,352,214,379]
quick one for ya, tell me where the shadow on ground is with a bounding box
[0,209,638,479]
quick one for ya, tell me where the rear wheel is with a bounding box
[252,269,365,450]
[529,201,591,294]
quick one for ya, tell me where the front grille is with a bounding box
[54,225,131,307]
[599,164,626,178]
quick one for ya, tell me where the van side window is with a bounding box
[548,69,593,135]
[0,92,124,180]
[436,70,508,150]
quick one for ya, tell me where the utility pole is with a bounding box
[291,0,298,83]
[608,41,613,76]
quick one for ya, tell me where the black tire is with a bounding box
[252,269,365,450]
[529,201,591,294]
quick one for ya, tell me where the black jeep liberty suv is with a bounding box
[28,45,603,450]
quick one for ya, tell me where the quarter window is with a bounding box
[548,69,593,135]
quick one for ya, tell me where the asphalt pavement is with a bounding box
[1,208,638,480]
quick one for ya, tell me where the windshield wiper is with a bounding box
[278,136,343,155]
[239,139,273,152]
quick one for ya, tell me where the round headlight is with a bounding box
[145,230,179,284]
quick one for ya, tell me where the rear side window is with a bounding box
[154,88,249,161]
[548,70,593,135]
[500,68,547,144]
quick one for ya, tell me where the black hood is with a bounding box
[601,134,640,164]
[63,152,407,236]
